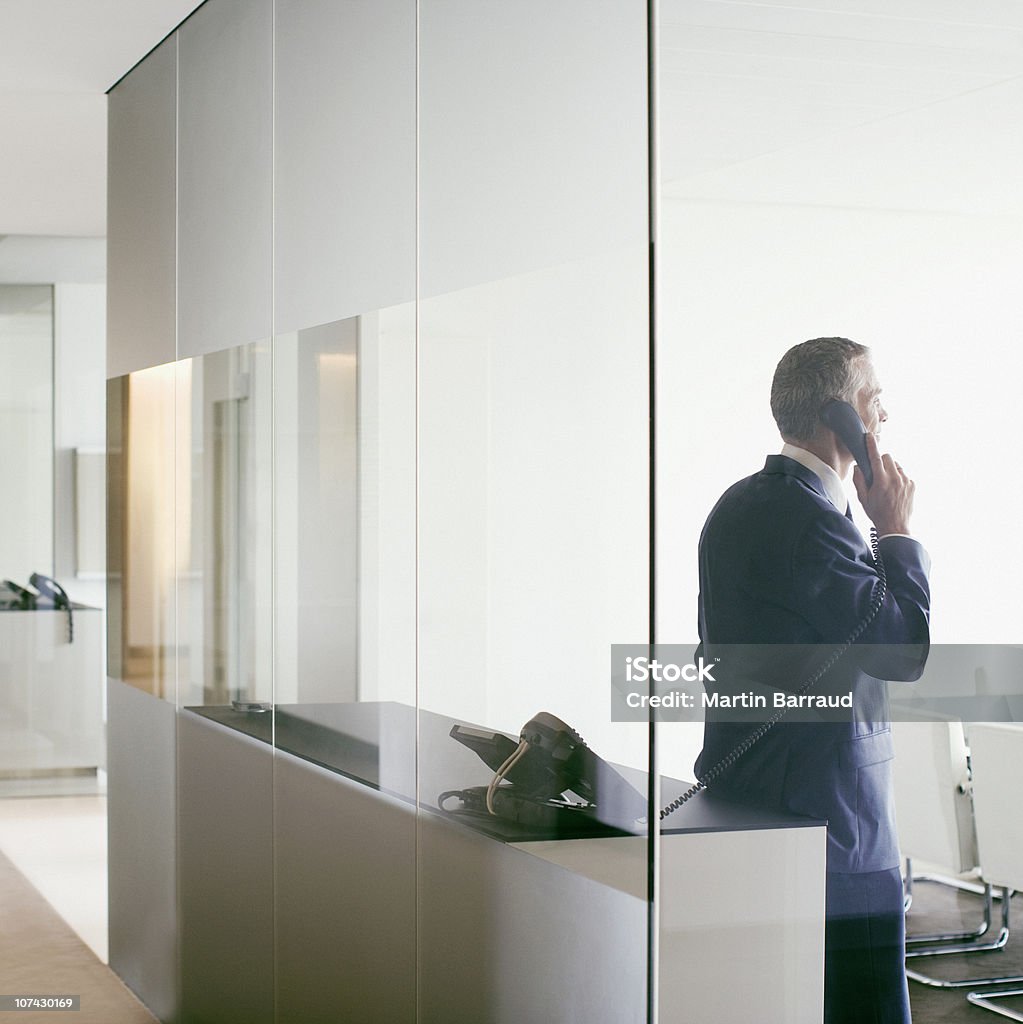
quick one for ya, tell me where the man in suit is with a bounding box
[694,337,930,1024]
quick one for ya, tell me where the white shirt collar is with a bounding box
[780,443,848,513]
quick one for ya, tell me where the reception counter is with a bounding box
[0,605,103,777]
[175,702,825,1024]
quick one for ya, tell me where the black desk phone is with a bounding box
[442,712,646,835]
[1,574,74,642]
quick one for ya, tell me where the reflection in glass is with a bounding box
[274,321,358,706]
[356,304,416,706]
[106,377,125,685]
[269,307,419,798]
[108,342,274,705]
[270,306,417,712]
[106,363,177,698]
[178,342,273,708]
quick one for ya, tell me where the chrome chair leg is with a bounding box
[904,857,996,945]
[906,888,1023,989]
[906,880,994,947]
[967,988,1023,1021]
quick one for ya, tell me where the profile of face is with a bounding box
[853,357,888,437]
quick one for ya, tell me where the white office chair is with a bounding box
[893,719,989,946]
[905,721,1022,996]
[959,723,1023,1019]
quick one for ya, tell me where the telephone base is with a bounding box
[452,785,595,831]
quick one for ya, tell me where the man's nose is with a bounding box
[879,405,888,423]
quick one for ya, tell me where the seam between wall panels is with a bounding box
[173,28,183,1019]
[269,2,279,1022]
[414,1,422,1021]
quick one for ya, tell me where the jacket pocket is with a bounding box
[839,728,894,771]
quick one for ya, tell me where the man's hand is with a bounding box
[853,432,915,536]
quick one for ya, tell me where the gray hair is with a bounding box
[770,337,870,442]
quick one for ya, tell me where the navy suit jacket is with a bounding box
[694,455,931,875]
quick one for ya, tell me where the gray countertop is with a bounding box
[187,701,823,841]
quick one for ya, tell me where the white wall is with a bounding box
[54,282,107,609]
[0,286,52,583]
[0,266,106,611]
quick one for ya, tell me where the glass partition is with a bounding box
[416,2,651,1019]
[106,1,1023,1020]
[655,4,1023,1021]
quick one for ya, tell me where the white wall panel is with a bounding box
[177,0,272,358]
[418,0,647,298]
[106,37,176,379]
[273,0,415,335]
[54,283,106,598]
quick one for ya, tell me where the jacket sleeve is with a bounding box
[791,514,931,681]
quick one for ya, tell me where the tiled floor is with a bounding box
[0,792,108,962]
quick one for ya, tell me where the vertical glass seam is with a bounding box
[269,2,279,1023]
[174,32,180,711]
[646,1,661,1022]
[414,1,422,1020]
[172,27,184,1012]
[50,284,57,577]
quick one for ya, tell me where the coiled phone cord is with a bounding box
[486,738,531,814]
[659,527,888,821]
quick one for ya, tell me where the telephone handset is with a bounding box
[30,573,70,609]
[661,399,888,821]
[31,572,74,643]
[820,398,873,488]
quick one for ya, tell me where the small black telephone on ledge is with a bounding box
[1,574,74,642]
[441,712,646,835]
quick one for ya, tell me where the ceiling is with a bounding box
[3,0,1023,239]
[660,0,1023,214]
[0,0,201,238]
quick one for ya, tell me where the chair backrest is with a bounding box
[893,718,977,873]
[965,722,1023,891]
